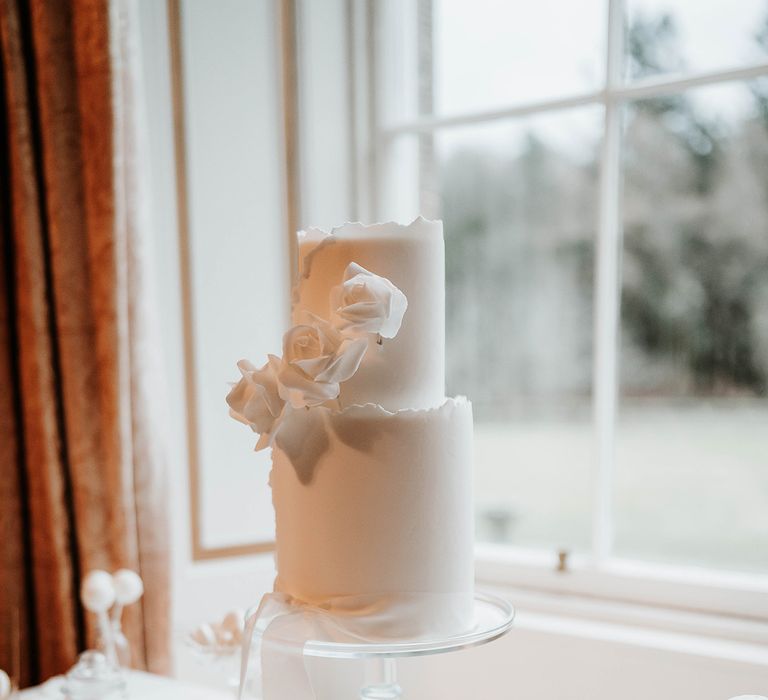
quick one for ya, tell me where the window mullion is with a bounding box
[592,0,625,564]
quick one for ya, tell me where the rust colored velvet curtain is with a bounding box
[0,0,170,686]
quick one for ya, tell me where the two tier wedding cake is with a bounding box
[227,217,474,638]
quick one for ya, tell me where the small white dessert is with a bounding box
[221,609,245,637]
[190,622,217,647]
[189,609,245,651]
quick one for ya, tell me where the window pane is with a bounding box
[429,109,601,552]
[626,0,768,81]
[617,81,768,573]
[182,0,285,548]
[433,0,605,116]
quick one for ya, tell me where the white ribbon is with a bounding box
[238,591,475,700]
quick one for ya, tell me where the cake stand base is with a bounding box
[359,658,401,699]
[239,590,514,700]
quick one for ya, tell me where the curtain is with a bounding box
[0,0,170,687]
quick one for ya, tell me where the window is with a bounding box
[141,0,768,632]
[365,0,768,604]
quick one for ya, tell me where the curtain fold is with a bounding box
[0,0,170,687]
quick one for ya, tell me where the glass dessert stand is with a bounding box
[239,590,514,699]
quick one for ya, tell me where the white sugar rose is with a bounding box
[330,263,407,338]
[226,356,284,450]
[277,315,368,408]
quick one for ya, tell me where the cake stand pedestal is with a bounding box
[239,590,514,700]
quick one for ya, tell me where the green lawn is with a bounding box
[474,399,768,574]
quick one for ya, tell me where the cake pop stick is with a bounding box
[81,570,117,665]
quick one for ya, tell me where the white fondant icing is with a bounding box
[271,396,475,637]
[293,218,445,411]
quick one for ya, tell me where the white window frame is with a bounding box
[349,0,768,625]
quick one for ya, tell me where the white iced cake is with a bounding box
[227,218,474,638]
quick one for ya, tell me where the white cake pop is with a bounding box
[81,570,115,613]
[113,569,144,605]
[0,669,11,699]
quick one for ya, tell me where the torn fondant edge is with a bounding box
[269,396,471,485]
[326,393,469,420]
[296,216,442,282]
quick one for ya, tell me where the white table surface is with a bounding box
[19,670,233,699]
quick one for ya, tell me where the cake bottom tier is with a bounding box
[270,396,475,639]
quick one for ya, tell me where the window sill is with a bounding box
[476,544,768,638]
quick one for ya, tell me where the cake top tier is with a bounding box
[293,218,445,411]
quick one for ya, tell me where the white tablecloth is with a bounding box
[19,670,232,699]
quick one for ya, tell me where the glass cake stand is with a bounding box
[239,590,514,699]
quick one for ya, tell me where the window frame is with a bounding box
[353,0,768,622]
